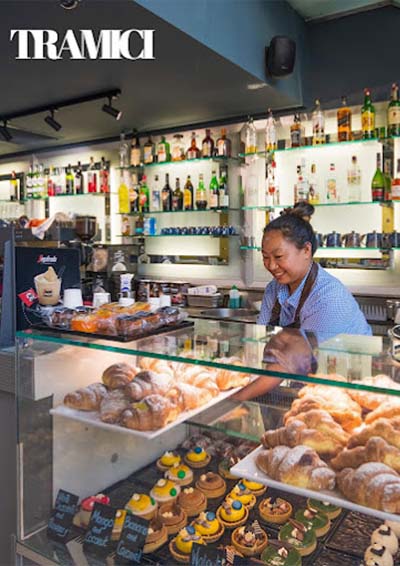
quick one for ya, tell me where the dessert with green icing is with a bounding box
[295,507,331,537]
[261,540,302,565]
[278,519,317,557]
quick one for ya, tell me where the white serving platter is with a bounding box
[230,445,400,523]
[50,386,242,440]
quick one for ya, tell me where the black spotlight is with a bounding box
[102,97,122,120]
[44,110,62,132]
[0,121,12,142]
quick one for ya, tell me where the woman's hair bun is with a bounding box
[280,201,315,220]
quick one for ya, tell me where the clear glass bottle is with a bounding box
[347,156,361,202]
[119,132,129,168]
[326,163,338,202]
[265,108,277,152]
[65,164,74,195]
[312,99,325,145]
[151,174,161,211]
[171,134,185,161]
[130,136,141,167]
[296,158,309,202]
[245,116,257,153]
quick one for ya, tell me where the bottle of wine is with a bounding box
[161,173,172,211]
[196,174,207,210]
[209,170,219,210]
[371,153,385,202]
[172,177,183,211]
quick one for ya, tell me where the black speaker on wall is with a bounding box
[265,36,296,78]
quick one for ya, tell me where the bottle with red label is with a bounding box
[100,157,109,193]
[87,157,97,193]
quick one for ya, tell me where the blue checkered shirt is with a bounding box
[257,263,372,336]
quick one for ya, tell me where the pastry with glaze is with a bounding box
[261,540,302,566]
[295,507,331,537]
[278,519,317,557]
[156,450,181,471]
[229,481,257,509]
[150,479,180,504]
[166,463,193,486]
[306,498,341,520]
[184,446,211,468]
[125,493,157,520]
[192,510,224,543]
[216,498,249,529]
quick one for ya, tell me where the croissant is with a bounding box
[102,363,138,389]
[337,462,400,513]
[99,389,131,424]
[331,436,400,472]
[215,367,250,391]
[347,375,399,410]
[255,445,336,491]
[121,394,179,431]
[347,418,400,449]
[178,364,214,383]
[166,383,213,411]
[138,357,175,378]
[64,382,108,411]
[189,373,220,396]
[124,370,172,401]
[365,400,400,425]
[285,409,349,443]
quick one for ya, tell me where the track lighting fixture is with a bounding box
[0,121,12,142]
[44,110,62,132]
[102,97,122,121]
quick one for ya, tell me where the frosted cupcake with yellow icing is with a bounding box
[166,463,193,486]
[125,493,157,520]
[217,498,249,529]
[192,511,224,543]
[150,478,181,504]
[184,446,211,468]
[157,450,181,471]
[241,478,267,497]
[169,525,206,563]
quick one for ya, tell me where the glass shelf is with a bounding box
[240,245,382,252]
[116,208,238,216]
[118,156,236,170]
[242,201,392,211]
[116,233,238,238]
[23,193,111,202]
[16,321,400,396]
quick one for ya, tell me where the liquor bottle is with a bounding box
[54,167,63,195]
[121,215,131,237]
[290,114,302,148]
[295,160,309,202]
[135,214,144,236]
[75,161,84,194]
[245,116,257,153]
[119,132,129,168]
[196,173,207,210]
[326,163,338,202]
[171,134,185,161]
[47,166,56,197]
[186,132,201,160]
[26,165,33,199]
[388,83,400,137]
[209,170,219,210]
[139,175,150,213]
[216,128,231,157]
[161,173,172,211]
[151,174,161,211]
[65,164,74,195]
[384,158,392,201]
[337,96,352,142]
[266,160,276,206]
[362,89,375,139]
[172,178,183,211]
[10,171,18,201]
[371,153,385,202]
[130,172,139,213]
[143,136,155,164]
[308,163,320,204]
[391,159,400,201]
[118,170,130,214]
[87,157,97,193]
[201,129,214,157]
[265,108,277,152]
[99,157,109,193]
[218,168,229,209]
[183,175,194,210]
[312,99,325,145]
[157,136,170,163]
[130,136,141,167]
[347,156,361,202]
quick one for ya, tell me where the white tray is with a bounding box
[50,387,242,440]
[230,445,400,523]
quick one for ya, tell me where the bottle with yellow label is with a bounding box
[361,88,375,139]
[118,170,130,214]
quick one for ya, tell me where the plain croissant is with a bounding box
[331,436,400,472]
[166,383,213,411]
[121,394,179,431]
[64,382,108,411]
[124,370,172,401]
[348,417,400,449]
[101,362,138,389]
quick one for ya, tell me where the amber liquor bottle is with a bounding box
[337,96,352,142]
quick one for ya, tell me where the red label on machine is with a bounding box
[19,288,38,307]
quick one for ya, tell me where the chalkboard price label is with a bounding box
[47,489,79,542]
[83,502,116,556]
[190,543,225,566]
[116,513,149,564]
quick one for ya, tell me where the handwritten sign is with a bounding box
[116,513,149,564]
[83,502,116,556]
[190,543,225,566]
[47,489,79,542]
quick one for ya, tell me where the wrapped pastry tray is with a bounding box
[230,445,400,523]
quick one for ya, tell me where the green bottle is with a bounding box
[371,153,385,202]
[361,88,375,139]
[388,83,400,137]
[209,170,219,210]
[139,175,150,212]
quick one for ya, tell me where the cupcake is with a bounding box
[157,450,181,471]
[261,540,302,566]
[169,525,206,563]
[192,511,225,543]
[295,508,331,537]
[371,526,399,556]
[196,472,226,499]
[217,498,249,529]
[79,493,110,527]
[229,482,257,509]
[240,478,267,497]
[364,544,394,566]
[166,463,193,486]
[178,487,207,517]
[231,520,268,557]
[125,493,157,520]
[219,454,241,480]
[111,509,127,541]
[259,497,292,525]
[143,517,168,554]
[184,446,211,468]
[306,498,341,520]
[279,520,317,557]
[158,501,188,535]
[150,479,180,504]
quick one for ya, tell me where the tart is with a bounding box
[259,497,293,525]
[143,517,168,554]
[306,498,342,520]
[111,509,127,541]
[184,446,211,468]
[192,511,225,543]
[231,520,268,557]
[278,520,317,557]
[196,472,226,499]
[295,508,331,537]
[166,463,193,486]
[169,525,206,563]
[219,454,241,480]
[79,493,110,527]
[229,482,257,509]
[217,498,249,529]
[261,540,302,566]
[150,479,180,504]
[240,478,267,497]
[157,450,181,471]
[178,487,207,517]
[157,501,188,535]
[125,493,157,520]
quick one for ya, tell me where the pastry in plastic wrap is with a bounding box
[256,445,336,491]
[99,389,130,424]
[331,436,400,472]
[115,314,143,337]
[70,312,98,333]
[348,418,400,449]
[121,394,179,431]
[124,370,172,401]
[101,362,138,389]
[64,382,107,411]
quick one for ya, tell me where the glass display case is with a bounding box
[15,320,400,565]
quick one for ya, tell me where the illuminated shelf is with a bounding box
[117,233,238,238]
[23,192,112,202]
[241,245,382,256]
[242,201,393,211]
[116,208,237,216]
[118,156,236,170]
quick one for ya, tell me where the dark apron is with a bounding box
[269,262,318,328]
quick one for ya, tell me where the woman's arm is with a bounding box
[233,374,282,401]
